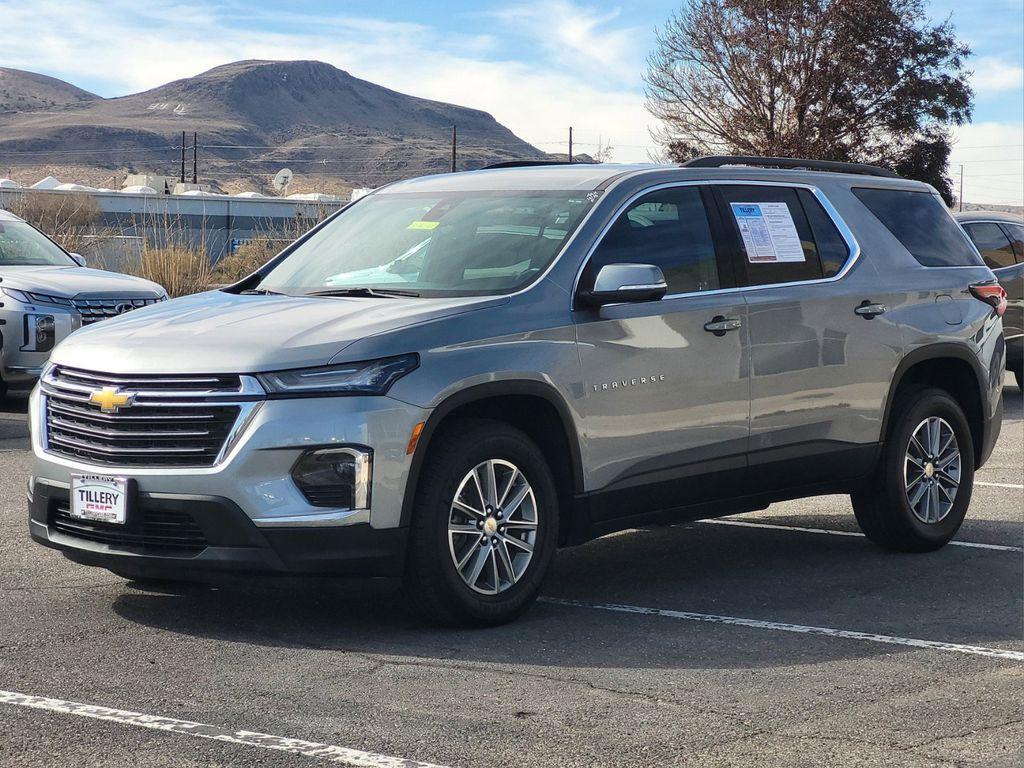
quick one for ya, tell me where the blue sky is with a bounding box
[2,0,1021,203]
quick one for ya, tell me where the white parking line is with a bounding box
[541,598,1024,661]
[976,481,1024,490]
[0,690,449,768]
[699,518,1023,552]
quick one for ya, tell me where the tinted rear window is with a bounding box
[962,222,1016,270]
[852,188,982,267]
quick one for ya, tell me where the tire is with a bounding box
[852,387,974,552]
[1014,367,1022,391]
[404,418,559,627]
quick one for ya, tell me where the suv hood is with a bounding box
[50,290,507,374]
[0,265,165,297]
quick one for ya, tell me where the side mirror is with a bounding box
[70,253,87,267]
[578,263,667,307]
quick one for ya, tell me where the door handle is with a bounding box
[855,301,888,319]
[704,316,742,335]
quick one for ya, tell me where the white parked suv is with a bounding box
[0,209,167,396]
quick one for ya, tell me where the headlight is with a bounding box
[257,354,419,395]
[2,287,72,307]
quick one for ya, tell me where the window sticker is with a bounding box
[406,220,440,231]
[730,202,805,263]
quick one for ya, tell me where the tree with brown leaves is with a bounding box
[645,0,972,203]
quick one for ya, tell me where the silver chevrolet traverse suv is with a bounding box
[28,157,1006,626]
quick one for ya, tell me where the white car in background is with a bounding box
[0,209,167,396]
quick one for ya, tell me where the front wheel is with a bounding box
[404,418,559,627]
[852,387,974,552]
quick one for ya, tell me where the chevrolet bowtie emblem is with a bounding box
[89,386,136,414]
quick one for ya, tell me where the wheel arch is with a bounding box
[881,343,989,467]
[399,381,584,541]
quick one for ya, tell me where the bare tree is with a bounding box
[645,0,972,202]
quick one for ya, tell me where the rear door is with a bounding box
[710,183,903,492]
[573,184,750,524]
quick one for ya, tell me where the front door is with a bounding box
[573,184,750,523]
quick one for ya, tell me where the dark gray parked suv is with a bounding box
[956,211,1023,389]
[28,157,1006,626]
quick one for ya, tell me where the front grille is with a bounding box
[42,366,256,468]
[72,296,164,324]
[51,505,207,553]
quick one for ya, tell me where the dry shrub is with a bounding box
[5,191,102,253]
[130,245,213,298]
[211,235,286,283]
[210,211,328,284]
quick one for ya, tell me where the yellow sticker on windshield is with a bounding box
[407,220,439,230]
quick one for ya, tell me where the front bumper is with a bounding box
[29,385,430,577]
[29,479,406,579]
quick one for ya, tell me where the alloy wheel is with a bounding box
[904,416,961,524]
[448,459,538,595]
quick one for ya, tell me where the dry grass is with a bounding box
[211,235,287,283]
[5,191,103,254]
[130,245,213,297]
[10,194,334,296]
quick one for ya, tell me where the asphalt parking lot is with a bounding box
[1,381,1021,768]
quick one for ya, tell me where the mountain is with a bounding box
[0,68,98,113]
[0,61,545,188]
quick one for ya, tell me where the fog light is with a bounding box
[21,314,55,352]
[291,447,371,509]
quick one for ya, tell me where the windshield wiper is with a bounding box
[306,287,421,298]
[239,288,285,295]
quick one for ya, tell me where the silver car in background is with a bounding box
[955,211,1023,389]
[0,209,167,395]
[27,158,1006,627]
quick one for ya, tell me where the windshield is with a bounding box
[0,221,76,266]
[254,191,597,297]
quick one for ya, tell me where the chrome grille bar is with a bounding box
[42,366,263,468]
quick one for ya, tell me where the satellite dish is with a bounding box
[273,168,293,195]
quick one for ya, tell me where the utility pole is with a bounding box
[958,164,964,212]
[192,132,198,185]
[568,126,573,164]
[179,131,186,184]
[451,125,457,173]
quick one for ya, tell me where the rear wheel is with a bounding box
[852,387,974,552]
[404,418,558,627]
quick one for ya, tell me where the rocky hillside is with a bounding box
[0,68,98,114]
[0,61,545,187]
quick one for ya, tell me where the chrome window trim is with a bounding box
[569,179,862,306]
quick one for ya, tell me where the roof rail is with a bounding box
[482,160,576,170]
[680,155,899,179]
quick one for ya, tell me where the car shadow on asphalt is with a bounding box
[108,512,1022,671]
[1002,384,1022,419]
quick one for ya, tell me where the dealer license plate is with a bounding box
[70,475,128,525]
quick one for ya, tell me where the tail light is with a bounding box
[969,281,1007,316]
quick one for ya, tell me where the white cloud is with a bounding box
[971,56,1024,94]
[949,122,1024,206]
[492,2,645,82]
